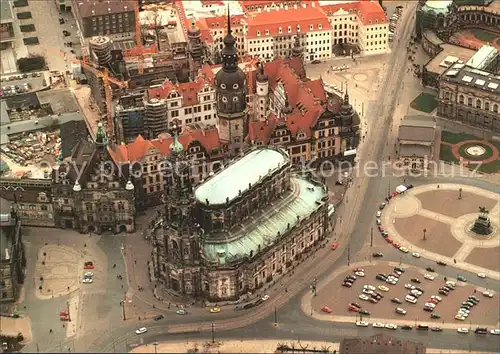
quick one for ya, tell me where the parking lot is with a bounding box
[312,263,499,326]
[0,72,46,96]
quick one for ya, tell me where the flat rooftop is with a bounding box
[203,176,326,263]
[1,111,84,138]
[195,147,288,206]
[425,42,476,75]
[36,89,80,114]
[0,0,13,23]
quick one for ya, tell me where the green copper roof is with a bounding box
[169,132,183,155]
[202,176,326,263]
[194,147,288,206]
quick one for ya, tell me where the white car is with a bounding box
[356,321,369,327]
[412,252,420,258]
[404,284,415,290]
[483,291,494,298]
[405,295,417,304]
[395,307,407,315]
[455,315,466,321]
[378,285,389,292]
[490,329,500,335]
[364,285,376,291]
[431,295,442,302]
[386,278,397,285]
[359,294,370,301]
[445,281,456,287]
[84,272,94,278]
[135,327,148,335]
[399,247,409,253]
[385,324,397,330]
[424,274,434,281]
[372,322,385,328]
[363,289,374,295]
[410,289,422,297]
[477,273,486,279]
[82,278,93,284]
[376,211,382,217]
[424,302,436,308]
[262,294,270,301]
[355,271,365,277]
[457,328,469,334]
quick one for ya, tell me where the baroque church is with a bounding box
[151,14,331,301]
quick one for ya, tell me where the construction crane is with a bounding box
[134,3,144,74]
[80,61,128,141]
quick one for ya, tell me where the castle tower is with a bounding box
[255,62,269,121]
[215,9,247,155]
[187,19,207,75]
[292,35,303,60]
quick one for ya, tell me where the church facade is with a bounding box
[151,17,330,300]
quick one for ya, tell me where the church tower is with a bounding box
[255,62,269,121]
[158,125,202,295]
[215,9,248,155]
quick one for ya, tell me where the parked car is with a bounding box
[411,278,421,284]
[426,266,435,272]
[437,261,447,266]
[154,314,165,320]
[395,307,407,315]
[321,305,332,313]
[356,321,369,327]
[401,325,413,330]
[135,327,147,335]
[431,327,443,332]
[372,252,383,258]
[457,328,469,334]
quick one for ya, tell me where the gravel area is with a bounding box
[312,264,499,326]
[417,190,498,219]
[394,215,461,258]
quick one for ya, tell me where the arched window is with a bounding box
[476,99,481,109]
[485,101,489,110]
[458,94,464,104]
[467,97,472,106]
[493,104,499,113]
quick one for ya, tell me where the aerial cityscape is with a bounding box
[0,0,499,353]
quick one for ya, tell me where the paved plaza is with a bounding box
[382,183,500,278]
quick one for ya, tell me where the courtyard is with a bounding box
[381,184,499,273]
[311,263,499,326]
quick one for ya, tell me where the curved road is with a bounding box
[57,3,499,353]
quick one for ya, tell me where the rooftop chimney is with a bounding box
[302,3,306,8]
[294,4,297,9]
[312,1,315,7]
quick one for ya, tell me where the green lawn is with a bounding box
[410,93,438,113]
[439,144,458,163]
[469,160,500,174]
[470,28,497,43]
[441,131,477,144]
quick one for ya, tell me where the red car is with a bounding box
[321,305,332,313]
[342,282,352,288]
[348,304,359,312]
[386,237,393,244]
[331,242,339,250]
[393,242,401,249]
[378,225,384,232]
[427,298,439,304]
[60,316,70,321]
[59,311,69,316]
[84,264,95,269]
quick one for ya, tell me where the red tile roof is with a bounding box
[243,6,332,39]
[147,64,215,107]
[201,0,224,6]
[248,58,326,143]
[109,128,221,163]
[357,1,387,25]
[239,0,302,11]
[321,1,387,26]
[185,18,214,43]
[205,14,245,29]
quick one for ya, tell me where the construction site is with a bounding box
[77,0,211,144]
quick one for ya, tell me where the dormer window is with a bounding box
[265,29,269,36]
[288,25,292,33]
[309,24,313,31]
[375,19,378,23]
[279,26,282,34]
[318,24,322,30]
[257,30,261,36]
[296,24,301,32]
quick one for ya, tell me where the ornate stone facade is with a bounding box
[152,144,329,301]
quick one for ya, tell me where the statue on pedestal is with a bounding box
[471,206,492,236]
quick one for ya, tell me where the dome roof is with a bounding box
[188,21,201,37]
[421,0,452,15]
[215,68,246,90]
[256,62,268,82]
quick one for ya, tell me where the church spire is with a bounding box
[221,5,237,72]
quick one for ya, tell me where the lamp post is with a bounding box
[458,188,462,199]
[370,227,373,247]
[211,323,215,343]
[153,342,158,354]
[423,228,427,240]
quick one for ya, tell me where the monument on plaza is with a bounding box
[471,206,492,236]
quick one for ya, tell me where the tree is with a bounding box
[17,55,46,72]
[16,332,24,342]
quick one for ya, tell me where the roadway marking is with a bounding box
[417,209,456,225]
[454,244,475,262]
